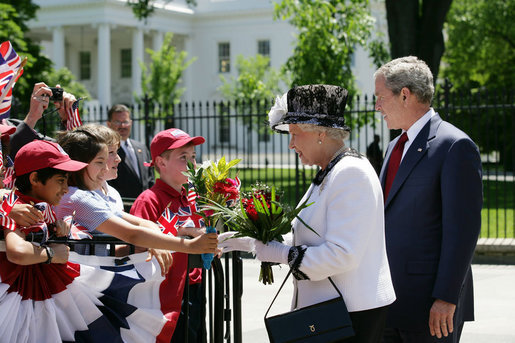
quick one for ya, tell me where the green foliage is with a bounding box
[128,0,197,22]
[274,0,386,130]
[139,33,196,117]
[0,1,53,117]
[442,0,515,89]
[275,0,382,94]
[218,54,289,134]
[219,54,288,102]
[41,67,91,101]
[439,0,514,171]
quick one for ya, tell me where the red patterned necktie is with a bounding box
[384,132,408,200]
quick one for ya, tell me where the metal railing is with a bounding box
[13,87,514,238]
[37,233,240,343]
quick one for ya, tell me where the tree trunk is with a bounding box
[385,0,453,79]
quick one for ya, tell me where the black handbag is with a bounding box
[264,269,355,343]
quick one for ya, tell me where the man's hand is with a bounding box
[8,203,44,227]
[429,299,456,338]
[147,248,173,276]
[25,82,52,128]
[53,85,77,122]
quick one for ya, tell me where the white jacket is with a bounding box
[287,154,395,312]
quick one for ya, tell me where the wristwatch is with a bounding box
[43,245,54,264]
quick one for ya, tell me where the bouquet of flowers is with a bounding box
[184,156,241,269]
[212,182,317,284]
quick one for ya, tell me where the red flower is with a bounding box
[213,179,239,201]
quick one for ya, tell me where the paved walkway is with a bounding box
[239,260,515,343]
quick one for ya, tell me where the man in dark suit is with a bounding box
[375,57,482,343]
[107,104,154,200]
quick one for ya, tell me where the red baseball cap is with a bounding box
[0,123,16,138]
[146,128,205,167]
[14,140,88,177]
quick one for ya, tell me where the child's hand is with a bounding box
[187,232,218,254]
[147,248,173,276]
[49,243,70,264]
[54,219,71,237]
[177,226,205,238]
[8,203,44,227]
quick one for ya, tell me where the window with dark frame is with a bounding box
[257,39,270,57]
[218,42,230,73]
[121,48,132,78]
[79,51,91,80]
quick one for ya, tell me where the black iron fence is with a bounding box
[14,88,514,238]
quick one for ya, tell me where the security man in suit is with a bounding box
[107,104,154,200]
[375,57,482,343]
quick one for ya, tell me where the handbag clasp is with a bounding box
[309,325,315,333]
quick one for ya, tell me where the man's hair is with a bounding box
[107,104,131,122]
[57,128,105,190]
[81,123,120,147]
[374,56,434,104]
[15,167,68,193]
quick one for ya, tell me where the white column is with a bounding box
[97,23,111,107]
[183,35,193,103]
[52,26,65,70]
[152,30,164,51]
[132,28,144,99]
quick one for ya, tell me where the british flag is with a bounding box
[34,202,57,224]
[65,99,82,131]
[187,182,197,203]
[0,189,18,231]
[2,165,15,189]
[63,214,93,240]
[157,204,205,237]
[0,41,23,119]
[22,202,58,243]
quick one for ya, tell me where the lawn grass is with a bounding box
[234,168,514,238]
[481,180,514,238]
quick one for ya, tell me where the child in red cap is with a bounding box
[0,139,88,341]
[131,128,207,342]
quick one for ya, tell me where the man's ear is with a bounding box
[401,87,410,101]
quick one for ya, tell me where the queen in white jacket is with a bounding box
[221,85,395,343]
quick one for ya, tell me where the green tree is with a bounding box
[41,67,91,101]
[127,0,197,21]
[439,0,514,171]
[274,0,388,129]
[385,0,453,80]
[139,33,196,125]
[441,0,514,90]
[0,1,52,117]
[218,54,289,135]
[219,54,288,102]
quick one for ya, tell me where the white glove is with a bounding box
[254,240,290,264]
[218,232,256,253]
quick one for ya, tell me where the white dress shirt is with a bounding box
[401,108,436,160]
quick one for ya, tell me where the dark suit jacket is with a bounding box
[379,113,482,331]
[108,138,154,199]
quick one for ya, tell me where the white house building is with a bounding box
[27,0,387,104]
[27,0,389,161]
